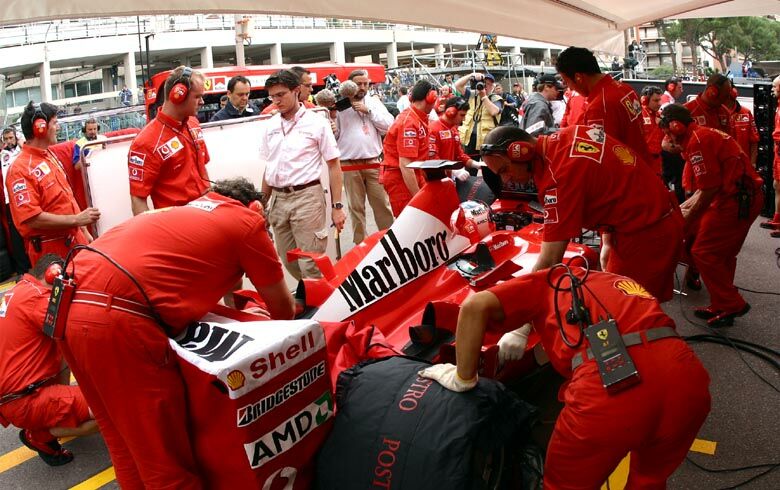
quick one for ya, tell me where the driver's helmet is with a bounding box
[451,200,495,243]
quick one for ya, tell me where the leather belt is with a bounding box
[271,180,320,194]
[72,290,155,320]
[571,326,679,371]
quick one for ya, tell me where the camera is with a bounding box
[324,73,341,93]
[469,77,485,92]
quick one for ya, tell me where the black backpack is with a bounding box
[315,356,541,490]
[498,103,520,127]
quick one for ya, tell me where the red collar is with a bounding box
[156,110,189,129]
[21,145,50,158]
[410,105,428,122]
[587,74,614,101]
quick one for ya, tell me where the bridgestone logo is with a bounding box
[237,362,326,428]
[338,228,450,312]
[245,391,334,469]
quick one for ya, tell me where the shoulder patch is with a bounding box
[156,136,184,161]
[31,162,51,181]
[613,279,654,299]
[186,196,222,212]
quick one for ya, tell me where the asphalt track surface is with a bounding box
[1,212,778,490]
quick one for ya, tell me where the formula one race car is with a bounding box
[273,160,597,381]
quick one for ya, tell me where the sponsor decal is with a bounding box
[250,330,318,381]
[203,78,213,91]
[14,192,30,206]
[237,361,326,428]
[588,120,604,129]
[525,120,544,135]
[398,376,434,412]
[244,391,333,469]
[575,142,600,153]
[621,93,641,121]
[489,239,509,252]
[186,197,222,212]
[643,116,651,125]
[31,162,51,181]
[11,179,26,193]
[156,136,184,161]
[176,322,255,362]
[438,129,452,139]
[544,188,558,205]
[128,151,146,166]
[696,116,707,125]
[189,127,204,141]
[612,146,636,166]
[129,167,144,182]
[403,129,416,138]
[403,138,416,148]
[335,228,450,313]
[689,152,704,165]
[417,127,427,137]
[613,279,654,299]
[226,370,246,391]
[596,328,609,341]
[0,292,13,318]
[543,207,558,224]
[585,127,605,143]
[213,77,227,92]
[692,164,706,177]
[263,468,297,490]
[372,438,401,489]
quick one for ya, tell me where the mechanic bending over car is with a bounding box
[56,178,294,489]
[0,254,98,467]
[479,125,683,303]
[421,265,711,489]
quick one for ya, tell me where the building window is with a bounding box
[64,84,76,98]
[90,80,102,94]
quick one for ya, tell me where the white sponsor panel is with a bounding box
[313,206,471,322]
[170,319,325,400]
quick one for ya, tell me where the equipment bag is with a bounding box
[315,356,538,490]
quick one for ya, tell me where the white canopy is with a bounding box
[3,1,778,54]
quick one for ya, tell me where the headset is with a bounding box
[249,200,263,213]
[425,89,438,105]
[659,114,696,137]
[480,140,536,162]
[665,79,678,93]
[703,75,729,102]
[31,103,48,138]
[168,66,193,105]
[444,98,469,118]
[44,261,64,285]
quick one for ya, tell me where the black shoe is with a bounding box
[686,272,702,291]
[19,430,74,466]
[693,306,720,320]
[772,230,780,239]
[707,303,751,328]
[759,220,780,230]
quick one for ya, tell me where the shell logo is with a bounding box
[226,370,246,391]
[612,146,635,166]
[613,279,654,299]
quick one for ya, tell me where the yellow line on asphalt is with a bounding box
[69,467,116,490]
[0,436,75,474]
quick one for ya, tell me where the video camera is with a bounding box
[324,73,341,93]
[334,79,358,112]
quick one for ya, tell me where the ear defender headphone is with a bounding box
[730,86,738,99]
[666,80,677,93]
[660,115,693,137]
[168,66,193,105]
[480,140,536,162]
[31,103,48,138]
[444,98,469,118]
[248,200,263,213]
[44,261,64,285]
[425,89,438,105]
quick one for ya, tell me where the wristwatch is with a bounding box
[332,202,344,210]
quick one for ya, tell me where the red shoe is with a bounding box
[759,220,780,230]
[19,430,74,466]
[707,303,751,328]
[693,306,721,320]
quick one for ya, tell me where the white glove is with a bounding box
[418,363,477,392]
[452,168,471,182]
[497,323,532,366]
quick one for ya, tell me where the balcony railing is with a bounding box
[0,15,446,48]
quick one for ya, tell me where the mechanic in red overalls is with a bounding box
[640,86,664,177]
[759,75,780,234]
[555,47,649,162]
[428,97,480,181]
[682,74,732,134]
[382,79,438,216]
[5,102,99,266]
[59,178,295,490]
[724,84,759,167]
[480,125,682,302]
[0,255,97,466]
[421,267,711,489]
[128,66,211,215]
[660,104,763,327]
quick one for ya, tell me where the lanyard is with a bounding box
[281,111,303,137]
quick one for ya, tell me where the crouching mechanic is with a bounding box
[480,125,683,302]
[0,254,98,466]
[58,178,295,489]
[660,104,763,327]
[421,267,711,489]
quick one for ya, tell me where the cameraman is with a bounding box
[454,72,503,156]
[520,74,560,136]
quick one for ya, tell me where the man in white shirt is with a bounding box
[259,69,346,279]
[335,70,395,244]
[396,87,411,113]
